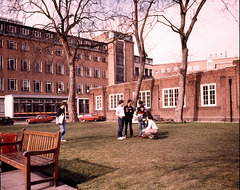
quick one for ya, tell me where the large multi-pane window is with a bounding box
[8,78,17,91]
[56,63,64,74]
[96,96,102,110]
[22,79,30,92]
[77,83,83,94]
[8,57,17,70]
[109,93,124,110]
[57,82,64,93]
[45,81,53,92]
[21,59,30,71]
[46,62,53,73]
[0,78,3,91]
[7,40,17,49]
[76,66,83,76]
[162,87,179,108]
[34,61,42,72]
[201,83,216,106]
[34,80,42,92]
[138,91,151,108]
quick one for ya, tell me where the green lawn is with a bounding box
[1,122,239,190]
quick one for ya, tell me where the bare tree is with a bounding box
[6,0,105,122]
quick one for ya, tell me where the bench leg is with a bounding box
[25,157,31,190]
[53,163,59,187]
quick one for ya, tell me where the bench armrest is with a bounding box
[23,148,57,157]
[0,141,21,146]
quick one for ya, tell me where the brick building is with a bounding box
[0,18,135,118]
[89,60,239,122]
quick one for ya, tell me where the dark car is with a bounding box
[0,117,14,125]
[26,115,53,124]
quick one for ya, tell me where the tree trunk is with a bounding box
[175,46,188,122]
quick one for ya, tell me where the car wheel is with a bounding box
[82,119,85,122]
[94,118,97,122]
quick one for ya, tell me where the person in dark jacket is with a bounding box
[124,99,134,138]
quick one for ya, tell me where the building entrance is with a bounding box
[79,99,89,114]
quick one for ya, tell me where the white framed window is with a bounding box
[102,56,107,63]
[94,54,99,62]
[35,31,41,38]
[85,52,91,60]
[22,79,30,92]
[56,63,64,75]
[21,42,30,51]
[155,69,159,74]
[85,84,91,94]
[45,81,53,92]
[96,96,102,110]
[76,51,82,59]
[109,93,124,110]
[85,67,91,77]
[134,90,151,108]
[160,68,165,73]
[7,40,17,49]
[102,69,107,79]
[34,80,42,92]
[162,87,180,108]
[77,83,83,94]
[21,28,29,36]
[21,59,30,71]
[45,62,53,73]
[8,25,16,33]
[201,83,216,106]
[0,78,4,91]
[7,57,17,70]
[76,66,83,76]
[187,66,192,71]
[8,78,17,91]
[57,82,64,93]
[94,68,100,78]
[34,61,42,73]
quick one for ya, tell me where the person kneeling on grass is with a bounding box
[142,112,158,139]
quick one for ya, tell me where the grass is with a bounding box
[0,122,239,190]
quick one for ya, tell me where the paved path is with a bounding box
[1,170,76,190]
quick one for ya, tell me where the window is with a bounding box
[201,83,216,106]
[7,40,17,49]
[85,67,91,77]
[137,91,151,108]
[135,67,139,75]
[45,33,52,39]
[94,68,100,78]
[144,68,149,76]
[66,65,70,75]
[194,65,199,71]
[85,84,91,94]
[8,25,16,33]
[76,66,83,76]
[35,31,41,38]
[21,59,30,71]
[8,57,17,70]
[56,48,62,56]
[0,78,3,91]
[96,96,102,110]
[102,69,107,79]
[34,80,42,92]
[102,56,107,63]
[109,93,124,110]
[162,87,179,108]
[66,83,70,93]
[155,69,159,74]
[85,52,91,60]
[149,69,153,76]
[77,83,83,94]
[57,82,64,93]
[167,67,171,73]
[187,66,192,71]
[45,81,53,92]
[0,24,3,31]
[8,79,17,91]
[21,28,29,36]
[21,42,30,51]
[173,67,178,72]
[45,62,53,73]
[34,61,42,73]
[207,60,213,70]
[94,84,100,88]
[76,51,82,59]
[34,44,42,52]
[0,56,3,69]
[0,39,2,48]
[22,79,30,92]
[45,46,53,54]
[160,68,165,73]
[94,54,99,62]
[56,63,64,74]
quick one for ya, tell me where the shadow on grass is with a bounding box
[156,131,169,139]
[58,158,116,188]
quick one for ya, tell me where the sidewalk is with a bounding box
[1,170,76,190]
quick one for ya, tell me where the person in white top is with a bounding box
[142,112,158,139]
[116,100,126,140]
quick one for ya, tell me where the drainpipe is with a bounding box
[229,77,233,122]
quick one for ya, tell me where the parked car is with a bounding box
[26,115,53,124]
[78,114,104,122]
[0,117,14,125]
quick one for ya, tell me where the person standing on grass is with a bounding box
[56,102,67,142]
[116,100,125,140]
[136,101,147,137]
[124,99,134,138]
[142,112,158,139]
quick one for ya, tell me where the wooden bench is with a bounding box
[0,129,61,190]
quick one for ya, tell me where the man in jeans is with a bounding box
[56,102,67,142]
[124,99,134,138]
[116,100,125,140]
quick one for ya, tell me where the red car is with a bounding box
[78,114,104,122]
[26,115,53,124]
